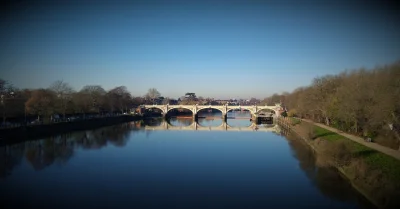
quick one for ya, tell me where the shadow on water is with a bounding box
[0,121,377,209]
[0,122,142,178]
[143,117,164,126]
[197,117,223,127]
[284,132,377,209]
[168,117,193,127]
[3,119,265,178]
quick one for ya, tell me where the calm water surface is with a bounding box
[0,116,376,209]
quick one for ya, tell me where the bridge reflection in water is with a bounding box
[143,119,281,132]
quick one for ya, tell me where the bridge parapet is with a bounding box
[143,104,282,117]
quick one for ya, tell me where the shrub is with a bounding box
[287,109,297,117]
[324,140,352,167]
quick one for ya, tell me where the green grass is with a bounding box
[313,126,343,142]
[304,121,400,183]
[349,140,400,183]
[290,117,302,126]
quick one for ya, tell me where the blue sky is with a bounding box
[1,0,399,99]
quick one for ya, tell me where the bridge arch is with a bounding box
[256,108,279,118]
[144,107,165,115]
[166,107,194,115]
[226,108,252,116]
[227,107,252,112]
[226,106,255,115]
[196,106,224,114]
[256,108,276,114]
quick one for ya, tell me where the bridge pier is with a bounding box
[222,113,227,122]
[251,114,257,123]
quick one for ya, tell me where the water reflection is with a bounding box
[170,117,253,128]
[197,117,223,127]
[160,118,277,132]
[0,122,141,177]
[144,117,164,126]
[284,132,376,209]
[0,120,376,209]
[144,114,266,131]
[169,117,193,126]
[226,110,251,118]
[0,144,23,178]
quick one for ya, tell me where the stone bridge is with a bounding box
[144,120,281,132]
[142,104,282,118]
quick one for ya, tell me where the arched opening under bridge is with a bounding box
[166,107,194,119]
[256,108,276,125]
[226,109,252,127]
[196,108,223,127]
[143,107,164,118]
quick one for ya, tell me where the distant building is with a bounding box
[168,99,178,105]
[214,100,230,105]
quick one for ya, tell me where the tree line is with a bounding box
[0,80,149,123]
[0,79,244,125]
[263,61,400,149]
[0,80,220,124]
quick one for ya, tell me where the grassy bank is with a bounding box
[288,118,400,208]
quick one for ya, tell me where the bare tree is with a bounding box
[0,79,9,123]
[249,98,260,105]
[0,79,8,93]
[107,86,132,114]
[310,75,343,125]
[25,89,56,122]
[72,92,91,117]
[49,80,75,120]
[145,88,161,104]
[0,79,17,124]
[132,97,145,107]
[80,85,106,114]
[162,97,170,105]
[185,93,197,99]
[273,60,400,149]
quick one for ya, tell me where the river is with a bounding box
[0,112,376,209]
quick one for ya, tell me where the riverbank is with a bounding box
[278,117,400,208]
[0,115,142,145]
[301,118,400,160]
